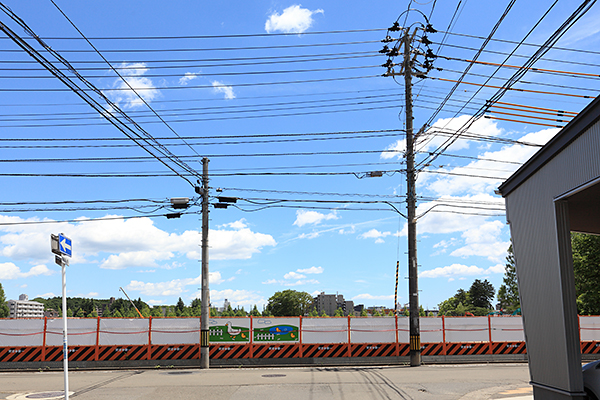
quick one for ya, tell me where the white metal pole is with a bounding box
[61,260,69,400]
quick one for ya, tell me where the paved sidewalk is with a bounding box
[0,363,532,400]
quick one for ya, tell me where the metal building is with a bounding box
[499,96,600,399]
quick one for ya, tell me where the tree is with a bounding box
[176,297,186,313]
[469,279,495,310]
[497,244,520,313]
[261,308,273,317]
[190,298,201,309]
[334,307,344,317]
[265,290,313,316]
[222,304,234,317]
[235,307,246,317]
[438,281,495,316]
[572,233,600,315]
[360,308,368,317]
[249,305,261,317]
[0,283,9,318]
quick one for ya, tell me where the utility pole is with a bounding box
[403,30,421,367]
[382,15,436,368]
[199,158,210,368]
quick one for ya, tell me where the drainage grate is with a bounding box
[262,374,286,378]
[165,371,194,375]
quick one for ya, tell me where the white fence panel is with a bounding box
[580,316,600,342]
[445,317,489,342]
[152,318,200,345]
[46,318,97,346]
[99,318,149,345]
[252,317,299,343]
[302,317,347,344]
[421,318,443,343]
[490,317,524,342]
[350,317,396,343]
[0,319,44,346]
[397,317,409,343]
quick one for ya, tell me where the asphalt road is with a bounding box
[0,364,532,400]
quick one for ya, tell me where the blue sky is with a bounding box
[0,1,598,311]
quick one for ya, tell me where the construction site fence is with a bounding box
[1,315,600,362]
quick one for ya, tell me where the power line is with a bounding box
[50,0,201,161]
[1,28,386,41]
[0,5,200,186]
[0,39,381,53]
[0,74,381,92]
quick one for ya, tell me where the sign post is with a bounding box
[51,233,72,400]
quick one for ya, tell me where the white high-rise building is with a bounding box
[7,294,44,319]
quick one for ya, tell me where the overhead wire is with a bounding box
[49,0,201,159]
[417,0,596,170]
[0,4,199,185]
[0,27,387,40]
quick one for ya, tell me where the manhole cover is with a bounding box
[262,374,286,378]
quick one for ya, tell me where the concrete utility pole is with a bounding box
[403,30,421,367]
[200,158,210,368]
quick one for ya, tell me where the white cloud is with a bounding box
[179,72,199,85]
[381,138,406,160]
[127,278,196,297]
[265,5,323,34]
[284,271,306,280]
[293,210,338,227]
[0,263,53,279]
[358,229,391,240]
[338,226,356,235]
[206,289,266,309]
[0,215,276,269]
[381,115,500,160]
[262,277,319,286]
[449,220,509,262]
[298,232,320,240]
[126,272,225,297]
[558,9,600,46]
[352,293,395,301]
[267,266,323,286]
[297,266,323,274]
[419,263,504,279]
[423,127,558,197]
[211,80,235,99]
[220,219,247,230]
[106,63,160,108]
[100,250,173,270]
[208,227,276,260]
[37,292,57,298]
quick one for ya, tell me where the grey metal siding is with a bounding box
[505,119,600,394]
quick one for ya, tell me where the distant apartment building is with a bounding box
[313,292,354,316]
[7,294,44,319]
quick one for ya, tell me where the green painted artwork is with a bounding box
[209,321,250,342]
[253,324,299,342]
